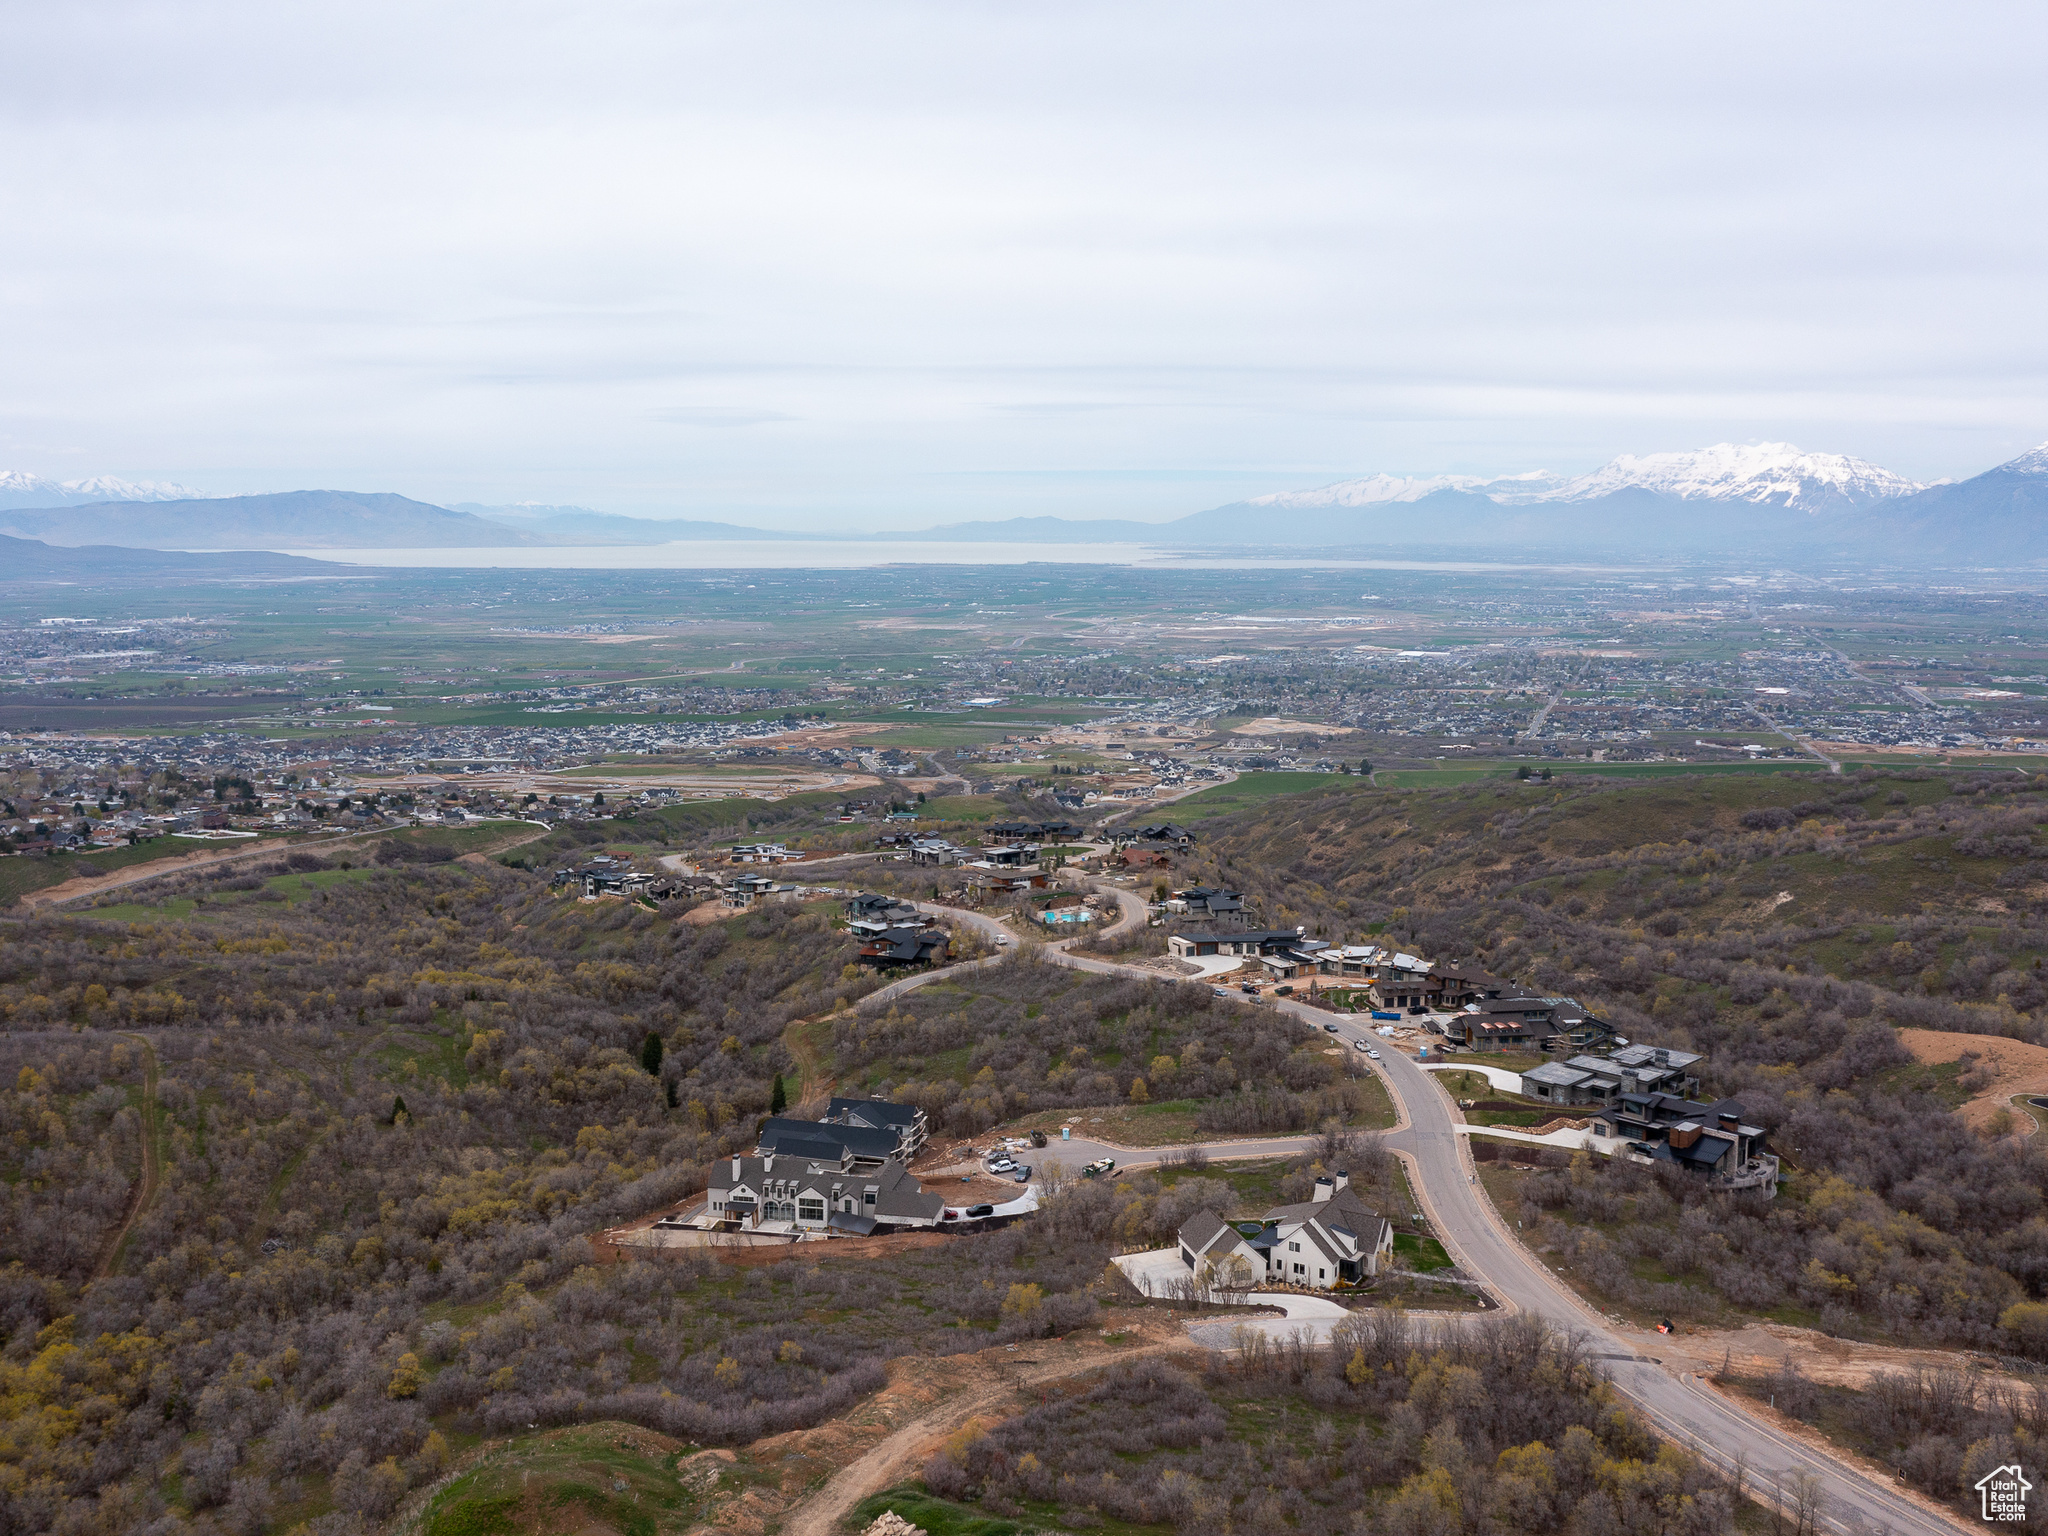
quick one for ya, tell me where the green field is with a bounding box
[1166,772,1351,820]
[1376,759,1835,789]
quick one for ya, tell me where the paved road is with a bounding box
[864,888,1964,1535]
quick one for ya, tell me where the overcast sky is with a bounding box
[4,1,2045,528]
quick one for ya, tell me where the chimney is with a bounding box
[1718,1113,1738,1132]
[1312,1176,1334,1202]
[1333,1169,1349,1194]
[731,1156,741,1181]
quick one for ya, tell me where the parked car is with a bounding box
[1012,1166,1032,1182]
[967,1204,995,1218]
[1276,984,1293,995]
[1322,1022,1340,1033]
[1239,983,1258,994]
[1211,986,1230,997]
[1354,1040,1371,1051]
[988,1158,1016,1173]
[1367,1048,1382,1059]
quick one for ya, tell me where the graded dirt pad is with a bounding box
[1897,1026,2048,1133]
[1646,1319,2008,1392]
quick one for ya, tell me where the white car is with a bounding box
[1367,1048,1382,1059]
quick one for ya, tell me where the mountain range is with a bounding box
[0,471,206,509]
[2,439,2043,561]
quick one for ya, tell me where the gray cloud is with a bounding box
[0,1,2043,526]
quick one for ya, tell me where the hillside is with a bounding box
[0,490,538,549]
[0,532,331,585]
[1171,766,2048,1352]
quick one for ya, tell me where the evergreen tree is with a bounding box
[639,1031,664,1076]
[770,1073,788,1114]
[390,1094,407,1124]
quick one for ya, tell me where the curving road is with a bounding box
[806,873,1967,1535]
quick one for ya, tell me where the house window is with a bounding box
[1318,1269,1325,1280]
[864,1190,877,1207]
[798,1199,825,1223]
[1288,1241,1299,1252]
[1293,1262,1305,1275]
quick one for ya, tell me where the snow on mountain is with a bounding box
[0,471,208,509]
[1995,441,2048,477]
[1248,469,1567,508]
[1526,442,1925,510]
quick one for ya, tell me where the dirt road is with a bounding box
[778,1335,1191,1536]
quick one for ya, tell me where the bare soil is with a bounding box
[1898,1026,2048,1134]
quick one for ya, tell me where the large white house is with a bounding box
[1177,1174,1394,1291]
[703,1150,944,1234]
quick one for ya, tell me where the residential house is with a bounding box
[968,842,1041,868]
[702,1151,944,1233]
[1113,842,1177,869]
[1588,1089,1778,1194]
[819,1096,929,1158]
[1520,1045,1701,1109]
[1176,1173,1394,1292]
[722,872,778,909]
[856,924,950,967]
[908,838,967,866]
[965,868,1049,897]
[1124,822,1194,848]
[1164,886,1248,923]
[1167,926,1307,961]
[757,1112,911,1169]
[846,891,920,934]
[1455,1013,1559,1050]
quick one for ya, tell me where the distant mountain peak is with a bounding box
[1248,469,1566,509]
[1996,441,2048,477]
[1533,442,1926,511]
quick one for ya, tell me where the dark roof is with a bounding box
[829,1211,879,1235]
[753,1134,848,1164]
[756,1117,900,1161]
[826,1097,921,1132]
[859,925,947,963]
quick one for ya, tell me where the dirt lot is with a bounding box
[1898,1026,2048,1134]
[1654,1317,2033,1394]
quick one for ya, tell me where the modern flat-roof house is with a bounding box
[908,838,967,866]
[968,842,1041,868]
[1590,1092,1778,1194]
[1175,1173,1394,1291]
[1167,926,1307,961]
[704,1151,945,1234]
[1521,1045,1703,1108]
[846,891,921,935]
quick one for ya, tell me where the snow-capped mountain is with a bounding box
[1247,470,1568,509]
[1521,442,1926,511]
[1238,444,1924,516]
[0,471,208,510]
[1998,440,2048,478]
